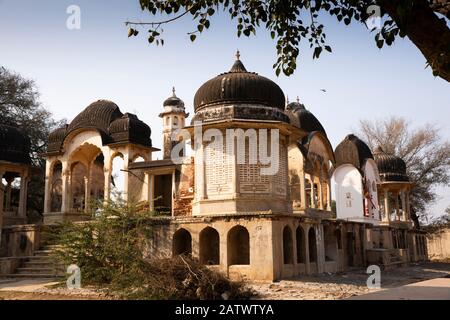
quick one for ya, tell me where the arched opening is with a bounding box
[324,225,338,261]
[51,161,63,212]
[111,154,125,200]
[227,225,250,265]
[70,162,87,212]
[90,153,105,208]
[172,228,192,256]
[199,227,220,265]
[173,116,179,126]
[296,226,305,263]
[305,178,312,209]
[283,226,294,264]
[308,227,317,263]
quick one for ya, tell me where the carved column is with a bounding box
[84,163,92,214]
[395,192,400,221]
[401,190,407,221]
[4,177,13,212]
[299,172,306,210]
[17,172,29,218]
[384,190,390,222]
[149,174,155,211]
[123,152,130,202]
[44,160,53,213]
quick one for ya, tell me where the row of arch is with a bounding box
[48,145,147,213]
[172,224,341,268]
[172,225,249,266]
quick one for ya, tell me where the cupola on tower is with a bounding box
[159,87,189,159]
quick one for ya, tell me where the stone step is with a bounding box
[23,261,56,268]
[19,256,53,261]
[34,250,52,255]
[0,273,63,279]
[17,267,56,274]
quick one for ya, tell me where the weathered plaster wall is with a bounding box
[427,228,450,260]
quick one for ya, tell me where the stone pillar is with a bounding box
[406,192,411,221]
[44,160,53,213]
[318,177,324,210]
[149,174,155,211]
[326,182,332,211]
[316,225,325,273]
[84,167,91,214]
[123,152,130,202]
[17,173,29,218]
[300,173,306,210]
[401,190,407,221]
[395,192,400,221]
[61,163,69,213]
[4,177,13,212]
[171,170,176,216]
[384,190,390,222]
[304,225,311,274]
[104,166,112,204]
[310,178,316,209]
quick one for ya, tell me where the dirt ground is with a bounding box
[0,261,449,300]
[248,261,450,300]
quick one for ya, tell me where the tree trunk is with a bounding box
[379,0,450,82]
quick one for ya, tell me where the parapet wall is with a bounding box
[427,228,450,260]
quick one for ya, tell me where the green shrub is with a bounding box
[52,200,253,300]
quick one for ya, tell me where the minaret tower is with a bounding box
[159,87,189,159]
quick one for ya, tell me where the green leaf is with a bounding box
[190,34,196,42]
[324,45,332,53]
[376,39,384,49]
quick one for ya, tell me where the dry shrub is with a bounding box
[112,255,254,300]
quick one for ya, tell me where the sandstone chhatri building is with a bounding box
[0,53,427,280]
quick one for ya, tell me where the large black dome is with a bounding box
[66,100,122,136]
[373,146,409,182]
[193,55,285,112]
[0,124,31,164]
[285,101,326,135]
[334,134,373,171]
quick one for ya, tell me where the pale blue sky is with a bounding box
[0,0,449,218]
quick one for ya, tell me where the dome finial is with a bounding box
[296,96,300,103]
[286,95,289,104]
[172,86,176,97]
[230,51,247,72]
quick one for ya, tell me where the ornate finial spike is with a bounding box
[172,86,176,97]
[236,49,240,60]
[286,95,289,104]
[296,96,300,103]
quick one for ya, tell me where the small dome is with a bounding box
[66,100,123,136]
[47,125,68,154]
[373,146,409,182]
[193,52,285,112]
[335,134,373,171]
[109,113,152,147]
[0,124,31,164]
[163,87,185,108]
[286,100,326,135]
[46,99,153,153]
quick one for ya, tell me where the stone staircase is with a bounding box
[0,245,64,279]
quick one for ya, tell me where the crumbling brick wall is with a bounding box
[173,157,195,216]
